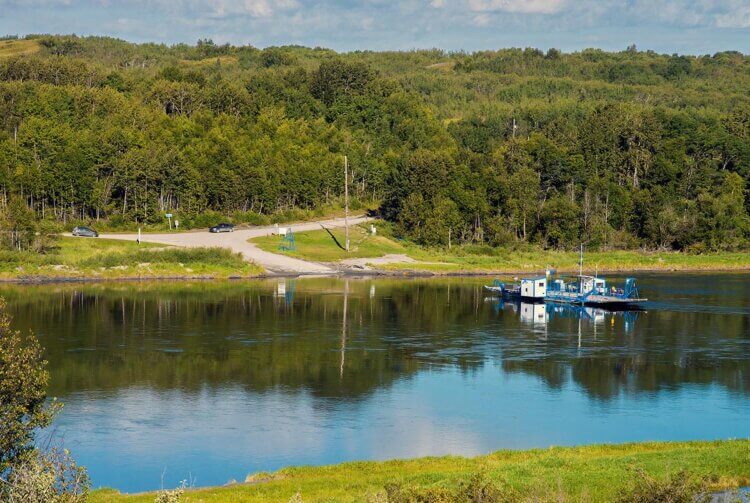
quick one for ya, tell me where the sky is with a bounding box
[1,0,749,54]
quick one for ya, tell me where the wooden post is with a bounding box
[344,155,350,252]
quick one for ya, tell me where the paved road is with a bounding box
[99,216,370,275]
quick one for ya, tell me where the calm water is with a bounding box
[2,274,749,492]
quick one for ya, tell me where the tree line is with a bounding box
[0,35,749,251]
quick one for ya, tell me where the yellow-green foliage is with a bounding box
[0,39,40,58]
[89,440,750,502]
[0,237,262,279]
[180,56,238,67]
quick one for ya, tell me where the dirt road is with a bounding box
[99,216,371,275]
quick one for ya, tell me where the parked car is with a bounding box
[209,223,234,233]
[72,226,98,237]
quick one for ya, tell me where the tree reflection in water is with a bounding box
[0,276,747,403]
[2,275,749,491]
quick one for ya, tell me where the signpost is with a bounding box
[278,229,296,252]
[166,213,173,230]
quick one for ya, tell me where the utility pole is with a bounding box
[344,155,350,252]
[579,243,584,294]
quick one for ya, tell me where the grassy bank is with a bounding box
[90,440,750,502]
[252,224,750,274]
[0,237,262,280]
[252,223,409,262]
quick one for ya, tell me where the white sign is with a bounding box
[165,213,173,218]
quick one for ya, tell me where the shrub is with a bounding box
[0,299,88,502]
[616,469,709,503]
[154,480,186,503]
[181,210,226,229]
[383,472,517,503]
[3,447,89,503]
[0,300,60,476]
[232,211,271,226]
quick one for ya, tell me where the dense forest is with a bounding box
[1,35,749,251]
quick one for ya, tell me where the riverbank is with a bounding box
[90,440,750,502]
[251,224,750,275]
[4,225,750,283]
[0,237,262,281]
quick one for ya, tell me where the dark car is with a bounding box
[72,226,98,237]
[209,223,234,233]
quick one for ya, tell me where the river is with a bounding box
[2,273,749,492]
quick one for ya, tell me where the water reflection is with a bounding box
[2,277,748,401]
[490,298,641,335]
[0,275,749,491]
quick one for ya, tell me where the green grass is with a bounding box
[253,225,750,274]
[391,247,750,274]
[89,440,750,502]
[252,223,407,262]
[0,237,263,280]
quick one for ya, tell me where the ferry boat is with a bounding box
[483,276,547,302]
[484,246,647,309]
[545,274,646,308]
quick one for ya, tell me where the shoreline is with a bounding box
[3,263,750,285]
[89,439,750,502]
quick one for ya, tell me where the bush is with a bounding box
[0,300,60,476]
[181,210,226,229]
[35,220,61,253]
[0,299,88,502]
[231,211,271,226]
[3,447,89,503]
[616,469,709,503]
[383,473,517,503]
[154,480,186,503]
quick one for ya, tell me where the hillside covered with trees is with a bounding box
[1,35,749,252]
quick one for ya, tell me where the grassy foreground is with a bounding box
[0,237,262,280]
[90,440,750,502]
[252,224,750,274]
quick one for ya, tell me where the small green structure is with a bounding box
[278,229,296,252]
